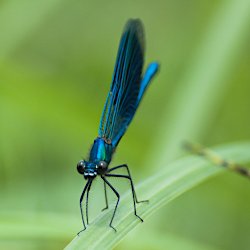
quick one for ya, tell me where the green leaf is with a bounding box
[65,142,250,250]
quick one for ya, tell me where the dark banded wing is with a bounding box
[98,19,159,147]
[98,19,145,147]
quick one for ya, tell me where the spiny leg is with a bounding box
[101,176,120,232]
[86,180,93,225]
[78,180,91,235]
[105,173,143,223]
[183,141,250,179]
[108,164,148,203]
[101,180,109,211]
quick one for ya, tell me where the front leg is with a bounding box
[108,164,148,203]
[77,179,91,235]
[86,180,93,225]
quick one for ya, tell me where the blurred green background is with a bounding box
[0,0,250,249]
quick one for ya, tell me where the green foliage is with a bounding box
[65,143,250,250]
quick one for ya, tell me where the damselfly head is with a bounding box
[77,160,97,179]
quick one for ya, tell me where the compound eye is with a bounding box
[98,161,108,170]
[77,160,85,174]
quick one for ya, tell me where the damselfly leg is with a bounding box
[101,176,120,232]
[86,180,93,225]
[105,173,144,223]
[78,180,91,235]
[108,164,149,203]
[101,181,109,211]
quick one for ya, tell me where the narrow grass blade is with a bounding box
[65,142,250,250]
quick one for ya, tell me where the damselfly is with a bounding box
[76,19,159,232]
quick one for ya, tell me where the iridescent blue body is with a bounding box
[76,19,159,233]
[83,138,113,177]
[89,138,113,164]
